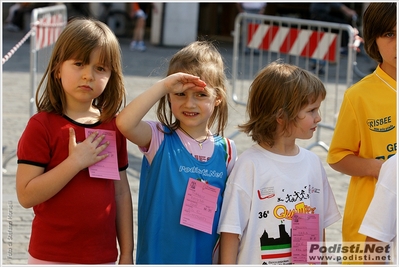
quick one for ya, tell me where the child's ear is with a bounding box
[276,108,285,125]
[215,98,222,106]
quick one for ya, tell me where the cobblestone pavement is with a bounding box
[2,27,376,265]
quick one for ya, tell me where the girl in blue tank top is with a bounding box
[116,41,237,264]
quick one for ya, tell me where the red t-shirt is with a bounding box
[17,112,128,264]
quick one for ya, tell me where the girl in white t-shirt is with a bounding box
[217,61,341,264]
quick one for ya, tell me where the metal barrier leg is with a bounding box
[306,140,330,152]
[227,130,242,140]
[2,149,17,174]
[306,123,335,152]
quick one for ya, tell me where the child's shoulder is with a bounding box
[347,66,394,95]
[214,135,234,144]
[298,146,321,161]
[213,135,236,151]
[30,111,60,123]
[238,144,264,159]
[347,73,378,92]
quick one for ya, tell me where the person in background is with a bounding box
[309,3,357,24]
[4,3,28,31]
[236,2,267,55]
[309,3,357,53]
[359,154,397,265]
[327,2,396,264]
[218,61,341,264]
[4,3,49,32]
[236,2,267,15]
[16,18,133,264]
[129,3,155,52]
[116,40,237,264]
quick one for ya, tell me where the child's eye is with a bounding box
[74,61,83,67]
[383,32,395,38]
[96,66,106,72]
[197,92,208,97]
[175,92,185,96]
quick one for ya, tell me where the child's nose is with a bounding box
[184,95,197,107]
[82,66,94,80]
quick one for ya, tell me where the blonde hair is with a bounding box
[36,18,126,122]
[239,61,326,147]
[156,40,228,136]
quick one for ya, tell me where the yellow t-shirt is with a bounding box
[327,65,397,245]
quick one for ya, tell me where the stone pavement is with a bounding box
[2,27,376,264]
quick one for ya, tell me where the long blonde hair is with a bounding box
[157,40,228,136]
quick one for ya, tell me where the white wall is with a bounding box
[161,3,199,46]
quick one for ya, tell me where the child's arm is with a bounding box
[329,154,383,179]
[322,229,327,265]
[16,128,109,208]
[219,232,240,264]
[116,73,206,149]
[114,170,134,264]
[364,236,387,265]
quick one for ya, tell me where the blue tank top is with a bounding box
[136,126,229,264]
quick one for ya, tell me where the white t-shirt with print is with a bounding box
[218,144,341,264]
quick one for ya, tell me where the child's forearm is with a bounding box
[219,232,240,264]
[322,229,327,264]
[116,80,167,147]
[116,73,206,147]
[329,154,383,178]
[16,129,109,208]
[17,158,82,208]
[115,172,134,264]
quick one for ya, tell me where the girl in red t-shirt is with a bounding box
[16,18,133,264]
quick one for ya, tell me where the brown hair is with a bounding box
[36,18,126,122]
[239,61,326,147]
[363,3,397,63]
[157,40,228,136]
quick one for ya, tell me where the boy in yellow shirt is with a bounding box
[327,2,396,264]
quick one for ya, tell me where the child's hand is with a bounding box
[162,72,207,94]
[68,128,109,170]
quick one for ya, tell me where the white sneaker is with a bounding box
[129,41,137,51]
[135,41,146,52]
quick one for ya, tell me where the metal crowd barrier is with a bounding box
[230,13,357,151]
[30,4,67,117]
[2,4,67,173]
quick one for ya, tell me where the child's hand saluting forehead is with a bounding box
[162,72,207,94]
